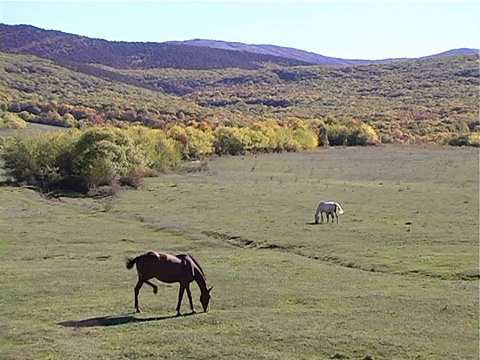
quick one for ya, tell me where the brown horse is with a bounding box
[126,251,212,316]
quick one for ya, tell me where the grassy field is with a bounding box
[0,145,478,359]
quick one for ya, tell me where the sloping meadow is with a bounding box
[1,146,478,359]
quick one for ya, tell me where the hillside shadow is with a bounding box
[58,312,195,327]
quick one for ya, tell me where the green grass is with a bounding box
[0,145,478,359]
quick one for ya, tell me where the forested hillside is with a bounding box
[1,24,309,70]
[3,24,477,69]
[1,23,479,147]
[1,50,478,144]
[166,39,478,65]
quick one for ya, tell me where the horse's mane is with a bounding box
[177,253,206,279]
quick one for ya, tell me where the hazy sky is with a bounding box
[1,1,479,60]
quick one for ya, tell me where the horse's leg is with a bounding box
[185,285,196,314]
[176,283,186,316]
[320,212,324,224]
[336,212,339,223]
[145,280,158,294]
[134,280,144,313]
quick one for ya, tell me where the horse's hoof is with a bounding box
[136,309,142,314]
[153,288,158,294]
[175,312,182,317]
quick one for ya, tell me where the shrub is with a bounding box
[167,125,189,158]
[213,127,245,155]
[448,133,480,147]
[0,113,27,129]
[126,125,182,172]
[149,133,183,172]
[2,131,75,186]
[271,127,301,152]
[3,136,40,184]
[325,124,350,146]
[17,111,36,122]
[292,127,318,149]
[167,125,214,159]
[324,121,380,146]
[69,127,147,188]
[185,126,214,158]
[62,113,76,127]
[249,121,280,150]
[346,123,380,146]
[243,127,271,153]
[1,125,184,192]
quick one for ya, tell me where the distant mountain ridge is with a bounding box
[168,39,478,64]
[421,47,479,59]
[166,39,366,66]
[1,24,478,70]
[0,24,309,70]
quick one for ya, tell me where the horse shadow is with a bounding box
[58,312,196,327]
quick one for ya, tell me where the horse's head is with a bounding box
[200,286,213,312]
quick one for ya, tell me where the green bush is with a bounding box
[346,123,380,146]
[1,125,183,192]
[17,111,36,122]
[3,136,40,184]
[324,121,380,146]
[325,124,350,146]
[69,127,147,188]
[292,128,318,149]
[448,133,480,147]
[213,127,245,155]
[272,128,302,152]
[125,125,182,172]
[167,125,214,159]
[149,133,183,172]
[185,126,214,158]
[0,113,27,129]
[248,122,280,151]
[243,127,271,153]
[2,131,74,186]
[212,122,318,154]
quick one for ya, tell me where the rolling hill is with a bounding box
[2,24,478,70]
[0,23,478,145]
[165,39,373,66]
[0,24,311,70]
[169,39,478,65]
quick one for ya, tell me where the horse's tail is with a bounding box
[125,255,138,269]
[336,203,344,215]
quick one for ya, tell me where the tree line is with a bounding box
[1,118,381,192]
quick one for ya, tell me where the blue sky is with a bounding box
[1,1,478,60]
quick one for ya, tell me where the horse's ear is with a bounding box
[208,286,213,293]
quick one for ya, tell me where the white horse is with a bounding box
[314,201,344,224]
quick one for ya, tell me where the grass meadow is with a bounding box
[0,145,478,360]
